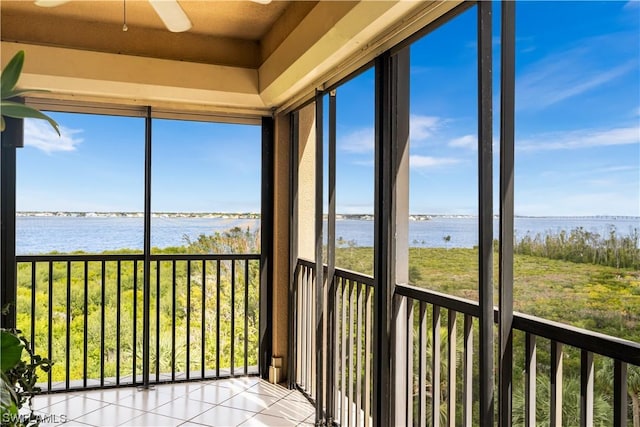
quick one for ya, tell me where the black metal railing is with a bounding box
[394,284,640,426]
[295,258,640,426]
[16,253,260,392]
[294,259,375,426]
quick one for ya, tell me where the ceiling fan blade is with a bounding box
[148,0,192,33]
[34,0,71,6]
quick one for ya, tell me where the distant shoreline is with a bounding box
[16,212,639,221]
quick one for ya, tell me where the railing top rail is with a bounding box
[297,258,375,287]
[151,253,260,261]
[332,266,375,287]
[395,283,480,317]
[394,283,640,366]
[17,253,260,262]
[298,258,315,269]
[513,311,640,366]
[17,254,145,262]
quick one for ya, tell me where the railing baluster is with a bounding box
[171,260,176,382]
[333,274,340,419]
[550,341,563,426]
[83,260,88,388]
[244,259,249,375]
[580,350,594,427]
[48,261,53,391]
[406,298,414,427]
[133,260,138,384]
[231,259,236,376]
[432,305,441,427]
[31,262,36,356]
[613,360,628,427]
[186,259,191,379]
[300,266,307,389]
[310,267,316,397]
[202,260,206,379]
[100,260,105,387]
[156,259,160,383]
[66,261,71,390]
[295,265,301,384]
[301,264,306,387]
[525,333,536,427]
[348,280,355,427]
[341,277,348,425]
[447,310,457,427]
[463,314,472,427]
[356,283,364,427]
[308,265,313,393]
[364,285,372,427]
[216,260,221,378]
[418,301,427,427]
[116,260,122,386]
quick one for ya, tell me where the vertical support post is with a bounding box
[288,111,300,388]
[499,1,515,427]
[326,90,337,424]
[0,115,21,329]
[373,46,410,427]
[374,53,393,426]
[142,106,152,389]
[477,2,494,425]
[314,91,325,425]
[261,116,275,380]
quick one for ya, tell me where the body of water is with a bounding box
[16,215,639,254]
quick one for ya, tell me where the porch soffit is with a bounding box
[0,1,462,117]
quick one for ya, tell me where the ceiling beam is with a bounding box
[259,0,433,107]
[1,11,260,68]
[1,42,268,114]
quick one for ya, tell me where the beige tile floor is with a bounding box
[27,377,316,427]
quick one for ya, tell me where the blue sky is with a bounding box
[18,1,639,217]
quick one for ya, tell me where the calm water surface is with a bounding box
[16,216,639,254]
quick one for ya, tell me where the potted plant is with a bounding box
[1,51,58,426]
[1,321,52,427]
[1,50,59,134]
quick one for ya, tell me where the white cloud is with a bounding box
[592,165,637,174]
[516,35,637,110]
[339,127,374,153]
[518,126,639,152]
[24,119,83,153]
[410,155,461,170]
[449,134,476,150]
[338,115,443,154]
[410,115,442,141]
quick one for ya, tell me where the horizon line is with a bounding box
[15,211,640,219]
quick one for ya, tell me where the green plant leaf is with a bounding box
[3,88,50,100]
[0,374,19,427]
[0,331,24,373]
[1,101,60,136]
[1,51,24,100]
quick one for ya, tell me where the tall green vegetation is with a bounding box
[15,226,640,425]
[515,226,640,269]
[334,229,640,426]
[16,227,260,386]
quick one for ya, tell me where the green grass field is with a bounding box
[335,246,640,343]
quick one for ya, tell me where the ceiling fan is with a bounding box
[34,0,272,33]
